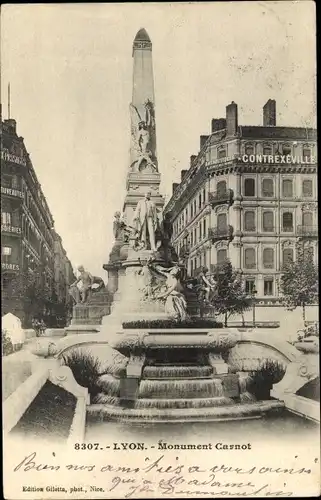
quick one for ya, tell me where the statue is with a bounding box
[69,265,105,304]
[138,258,188,321]
[132,191,158,252]
[113,211,131,242]
[151,262,189,321]
[129,100,158,172]
[155,211,179,263]
[196,266,217,304]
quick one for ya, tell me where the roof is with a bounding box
[134,28,151,42]
[239,126,317,141]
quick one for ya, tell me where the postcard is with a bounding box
[1,2,319,498]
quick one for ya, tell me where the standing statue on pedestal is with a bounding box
[69,265,105,304]
[132,191,158,251]
[197,266,217,304]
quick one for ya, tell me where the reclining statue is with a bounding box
[69,265,105,304]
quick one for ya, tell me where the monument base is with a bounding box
[66,290,111,335]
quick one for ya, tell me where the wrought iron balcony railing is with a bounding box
[208,225,234,242]
[208,189,234,206]
[297,225,318,237]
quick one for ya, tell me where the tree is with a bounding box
[279,243,318,324]
[210,260,252,327]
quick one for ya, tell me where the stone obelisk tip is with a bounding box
[134,28,151,43]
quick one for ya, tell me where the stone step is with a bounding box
[138,378,225,399]
[142,365,213,379]
[87,400,285,423]
[92,394,235,409]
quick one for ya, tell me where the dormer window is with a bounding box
[245,143,254,155]
[282,144,291,156]
[217,147,226,159]
[263,143,272,155]
[303,146,312,161]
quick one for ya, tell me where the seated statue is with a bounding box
[145,259,189,321]
[69,265,105,304]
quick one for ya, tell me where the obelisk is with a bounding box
[123,28,164,224]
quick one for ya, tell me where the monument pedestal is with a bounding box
[65,291,111,335]
[101,249,172,330]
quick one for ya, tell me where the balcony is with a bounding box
[208,189,234,207]
[297,225,318,238]
[208,225,234,243]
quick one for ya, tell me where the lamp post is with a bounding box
[251,284,257,327]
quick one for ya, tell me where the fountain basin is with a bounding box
[87,400,284,424]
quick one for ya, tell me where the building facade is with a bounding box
[164,100,318,306]
[1,117,75,327]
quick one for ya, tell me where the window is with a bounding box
[194,200,197,215]
[244,211,256,232]
[263,144,272,156]
[11,175,19,189]
[203,219,207,238]
[282,212,293,232]
[245,280,256,295]
[282,179,293,198]
[2,246,12,256]
[218,147,226,159]
[199,193,202,209]
[302,211,313,228]
[303,147,311,160]
[283,248,293,265]
[264,279,274,296]
[217,248,227,264]
[217,180,227,195]
[244,248,256,269]
[245,144,254,155]
[262,178,274,197]
[244,178,255,196]
[217,213,227,229]
[1,212,11,225]
[199,222,202,241]
[263,248,274,269]
[194,228,197,244]
[282,145,291,156]
[2,175,11,188]
[203,188,206,204]
[262,211,274,232]
[302,179,313,198]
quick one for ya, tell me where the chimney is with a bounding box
[4,118,17,134]
[172,183,179,194]
[263,99,276,126]
[226,101,238,136]
[190,155,197,166]
[200,135,209,149]
[181,169,188,181]
[211,118,226,133]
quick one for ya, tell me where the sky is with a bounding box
[1,2,316,279]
